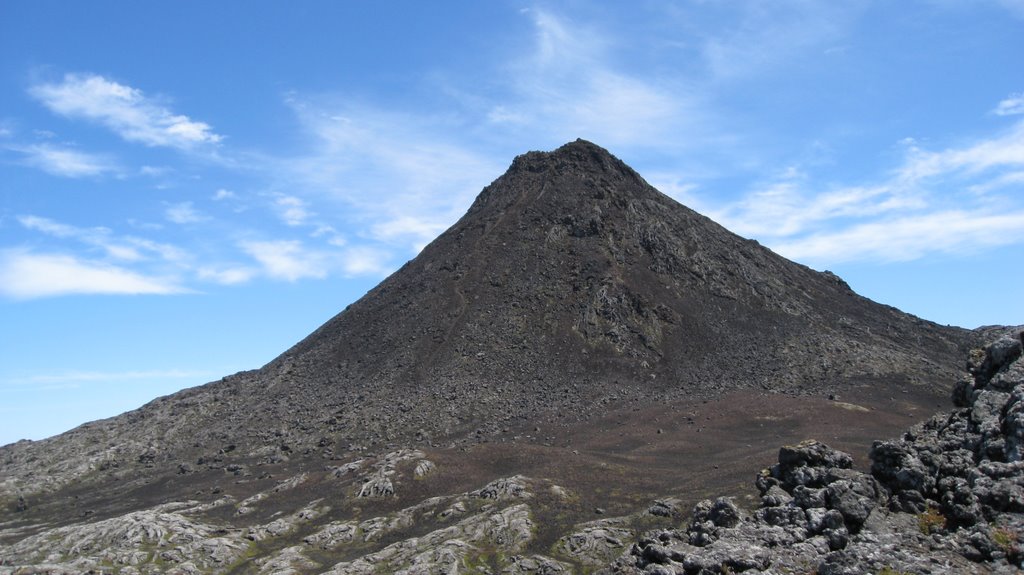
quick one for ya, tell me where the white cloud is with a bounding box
[711,179,924,239]
[19,215,141,260]
[489,10,695,149]
[123,236,189,263]
[18,214,80,238]
[701,117,1024,263]
[6,369,215,387]
[30,73,222,149]
[18,214,188,264]
[273,194,312,226]
[771,209,1024,263]
[994,94,1024,116]
[898,121,1024,181]
[237,239,392,281]
[0,250,185,299]
[13,143,116,177]
[197,265,256,285]
[968,171,1024,195]
[371,215,448,250]
[139,165,170,177]
[164,201,207,224]
[280,101,501,254]
[340,246,393,277]
[239,240,327,281]
[212,188,236,200]
[311,225,347,247]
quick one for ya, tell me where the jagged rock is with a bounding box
[758,440,854,495]
[0,502,249,572]
[246,500,327,541]
[972,390,1010,437]
[501,554,572,573]
[255,545,320,575]
[557,518,634,566]
[304,520,358,549]
[823,470,883,532]
[1004,388,1024,462]
[329,459,365,477]
[647,498,682,518]
[474,475,530,500]
[414,459,436,478]
[358,473,395,498]
[323,503,534,574]
[705,497,742,528]
[971,336,1023,387]
[607,334,1024,574]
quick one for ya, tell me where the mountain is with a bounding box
[0,140,984,573]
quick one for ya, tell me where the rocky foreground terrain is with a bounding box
[607,331,1024,575]
[1,334,1021,573]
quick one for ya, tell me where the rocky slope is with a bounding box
[0,141,973,499]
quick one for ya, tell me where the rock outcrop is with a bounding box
[606,332,1024,574]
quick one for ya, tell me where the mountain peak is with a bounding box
[507,138,637,178]
[467,140,654,223]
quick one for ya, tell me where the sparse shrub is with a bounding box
[992,527,1018,552]
[878,567,912,575]
[917,506,946,535]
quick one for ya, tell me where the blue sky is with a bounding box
[2,1,1023,445]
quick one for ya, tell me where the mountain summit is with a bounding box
[3,139,972,502]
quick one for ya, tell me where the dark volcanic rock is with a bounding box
[606,332,1024,575]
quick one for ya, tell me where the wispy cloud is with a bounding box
[238,238,393,281]
[272,194,312,226]
[993,93,1024,116]
[486,9,697,150]
[4,369,216,387]
[706,114,1024,264]
[164,201,207,224]
[10,143,117,177]
[370,216,448,252]
[18,214,186,262]
[280,101,501,253]
[239,239,328,281]
[196,265,257,285]
[30,73,222,149]
[0,249,186,299]
[772,209,1024,262]
[339,246,393,277]
[897,121,1024,181]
